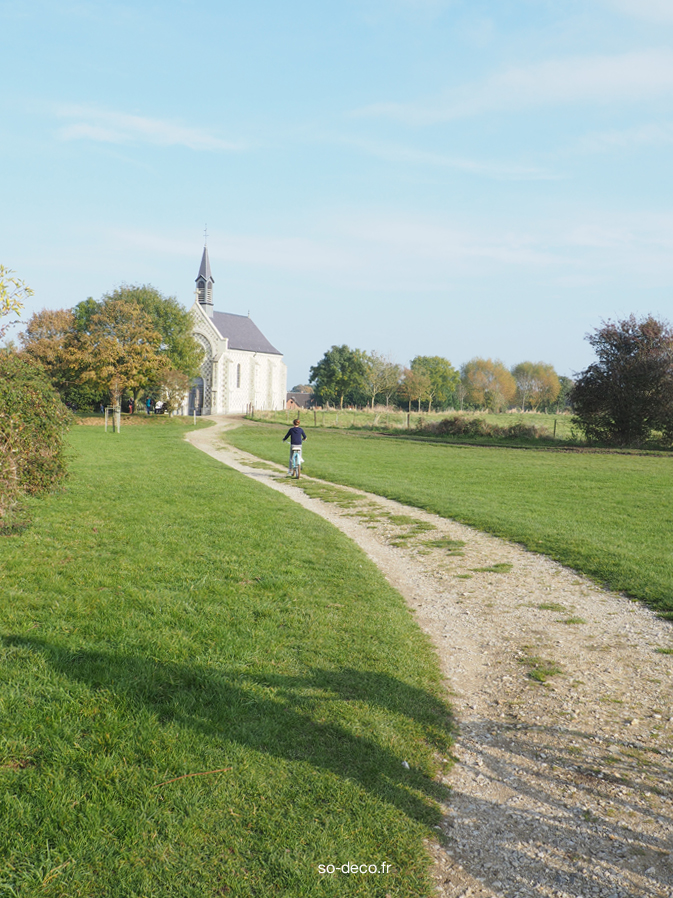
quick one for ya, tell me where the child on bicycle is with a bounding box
[283,418,307,475]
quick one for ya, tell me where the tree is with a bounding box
[157,369,191,413]
[309,345,368,408]
[19,306,108,409]
[0,350,71,529]
[511,361,560,411]
[556,376,574,412]
[410,356,459,412]
[571,315,673,445]
[363,352,401,408]
[461,358,516,412]
[379,357,403,408]
[100,285,202,407]
[291,384,314,393]
[399,367,431,412]
[75,297,168,407]
[103,285,202,377]
[0,266,32,340]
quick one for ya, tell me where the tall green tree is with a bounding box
[571,315,673,445]
[556,376,574,412]
[74,297,167,408]
[101,285,203,403]
[309,345,368,408]
[20,286,201,412]
[410,356,459,412]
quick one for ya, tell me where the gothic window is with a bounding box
[236,364,241,388]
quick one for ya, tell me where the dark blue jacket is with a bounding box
[283,426,307,446]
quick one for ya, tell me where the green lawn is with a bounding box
[227,424,673,615]
[0,420,453,898]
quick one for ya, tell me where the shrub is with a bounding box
[0,351,72,529]
[421,415,548,440]
[571,315,673,446]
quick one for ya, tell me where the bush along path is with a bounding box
[189,419,673,898]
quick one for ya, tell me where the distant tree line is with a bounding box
[308,346,571,414]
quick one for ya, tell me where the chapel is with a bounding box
[187,246,287,415]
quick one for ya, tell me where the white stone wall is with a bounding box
[189,302,286,415]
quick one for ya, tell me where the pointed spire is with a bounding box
[195,243,215,317]
[197,245,213,283]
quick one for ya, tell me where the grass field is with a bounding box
[258,408,576,441]
[0,419,453,898]
[226,424,673,616]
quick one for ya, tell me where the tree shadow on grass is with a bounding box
[3,636,454,827]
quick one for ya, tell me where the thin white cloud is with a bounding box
[579,122,673,151]
[55,105,245,151]
[343,137,559,180]
[603,0,673,23]
[356,49,673,123]
[110,229,349,274]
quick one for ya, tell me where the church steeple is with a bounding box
[195,244,214,317]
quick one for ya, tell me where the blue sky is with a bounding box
[3,0,673,386]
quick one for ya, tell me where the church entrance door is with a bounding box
[189,378,204,416]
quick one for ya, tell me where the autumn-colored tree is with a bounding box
[102,285,203,379]
[461,358,516,412]
[511,361,560,411]
[363,352,402,408]
[156,369,191,413]
[20,308,76,390]
[399,367,431,412]
[75,298,167,407]
[410,355,459,412]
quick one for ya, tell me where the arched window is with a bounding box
[236,364,241,388]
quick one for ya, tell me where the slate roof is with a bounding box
[197,246,214,283]
[211,311,282,356]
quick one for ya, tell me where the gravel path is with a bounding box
[187,419,673,898]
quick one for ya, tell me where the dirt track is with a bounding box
[187,419,673,898]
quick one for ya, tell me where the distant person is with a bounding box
[146,397,152,415]
[283,418,307,475]
[128,398,133,415]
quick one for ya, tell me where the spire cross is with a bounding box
[204,224,208,245]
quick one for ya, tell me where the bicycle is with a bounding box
[290,447,302,479]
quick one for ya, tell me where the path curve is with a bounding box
[187,418,673,898]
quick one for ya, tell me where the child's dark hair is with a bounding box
[293,418,300,426]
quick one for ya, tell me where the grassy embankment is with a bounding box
[0,418,453,898]
[226,424,673,616]
[260,408,576,443]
